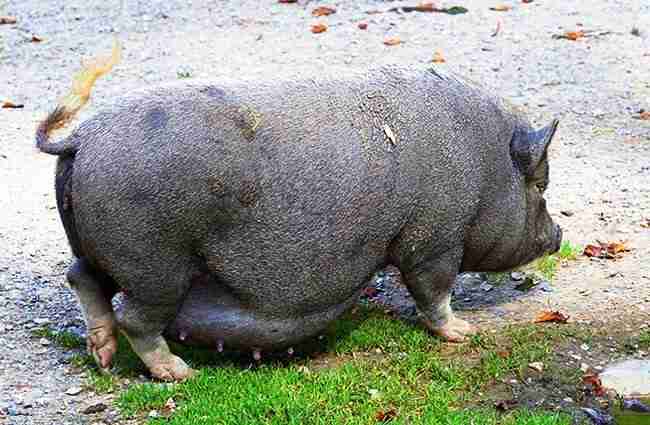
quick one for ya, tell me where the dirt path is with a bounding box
[1,0,649,423]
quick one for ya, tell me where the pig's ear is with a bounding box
[511,119,559,177]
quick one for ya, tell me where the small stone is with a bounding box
[39,338,51,346]
[65,387,83,396]
[580,363,590,372]
[148,410,159,418]
[82,403,107,414]
[563,397,574,403]
[479,283,494,292]
[528,362,544,373]
[509,379,518,385]
[510,272,525,281]
[580,343,590,351]
[33,318,50,325]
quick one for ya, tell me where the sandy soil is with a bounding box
[1,0,649,423]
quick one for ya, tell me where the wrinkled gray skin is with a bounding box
[51,65,562,380]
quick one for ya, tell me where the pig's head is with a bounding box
[463,119,563,272]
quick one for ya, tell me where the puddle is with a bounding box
[600,359,650,396]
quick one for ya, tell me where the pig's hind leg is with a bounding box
[113,259,196,381]
[67,258,119,370]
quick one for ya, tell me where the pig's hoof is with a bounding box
[428,317,477,343]
[149,355,196,382]
[87,324,118,370]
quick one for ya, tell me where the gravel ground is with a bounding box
[1,0,649,423]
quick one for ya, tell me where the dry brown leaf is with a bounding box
[414,2,437,12]
[557,30,585,41]
[641,218,650,228]
[495,399,518,411]
[534,310,569,324]
[0,16,17,24]
[358,21,368,30]
[496,350,511,359]
[490,5,511,11]
[2,100,24,109]
[584,240,630,259]
[31,35,44,43]
[312,6,337,16]
[310,23,328,34]
[431,50,445,63]
[161,397,176,417]
[606,241,629,255]
[583,244,603,257]
[384,36,402,46]
[583,373,606,397]
[492,19,502,37]
[375,409,397,422]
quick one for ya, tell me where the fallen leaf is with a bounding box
[2,100,24,109]
[492,18,502,37]
[606,241,629,255]
[363,286,378,298]
[495,399,518,411]
[310,23,328,34]
[383,36,402,46]
[496,350,511,359]
[534,310,569,324]
[583,244,603,257]
[583,240,630,259]
[31,35,44,42]
[375,408,397,422]
[358,21,368,30]
[583,373,606,397]
[161,397,176,417]
[0,16,17,24]
[431,50,445,63]
[312,6,337,16]
[554,30,585,41]
[413,2,437,12]
[490,5,511,11]
[441,6,469,15]
[641,218,650,228]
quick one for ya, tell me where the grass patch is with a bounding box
[531,241,582,281]
[32,327,85,349]
[108,307,574,424]
[638,330,650,349]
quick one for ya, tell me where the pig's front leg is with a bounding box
[401,248,477,342]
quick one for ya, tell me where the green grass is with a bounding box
[177,70,192,79]
[107,307,573,424]
[532,241,582,281]
[32,327,86,349]
[638,330,650,349]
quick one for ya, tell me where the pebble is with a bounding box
[65,387,83,396]
[562,397,574,404]
[82,402,107,414]
[581,343,590,351]
[580,363,590,372]
[39,338,51,346]
[528,362,544,373]
[148,410,159,418]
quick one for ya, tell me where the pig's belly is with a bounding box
[165,276,360,351]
